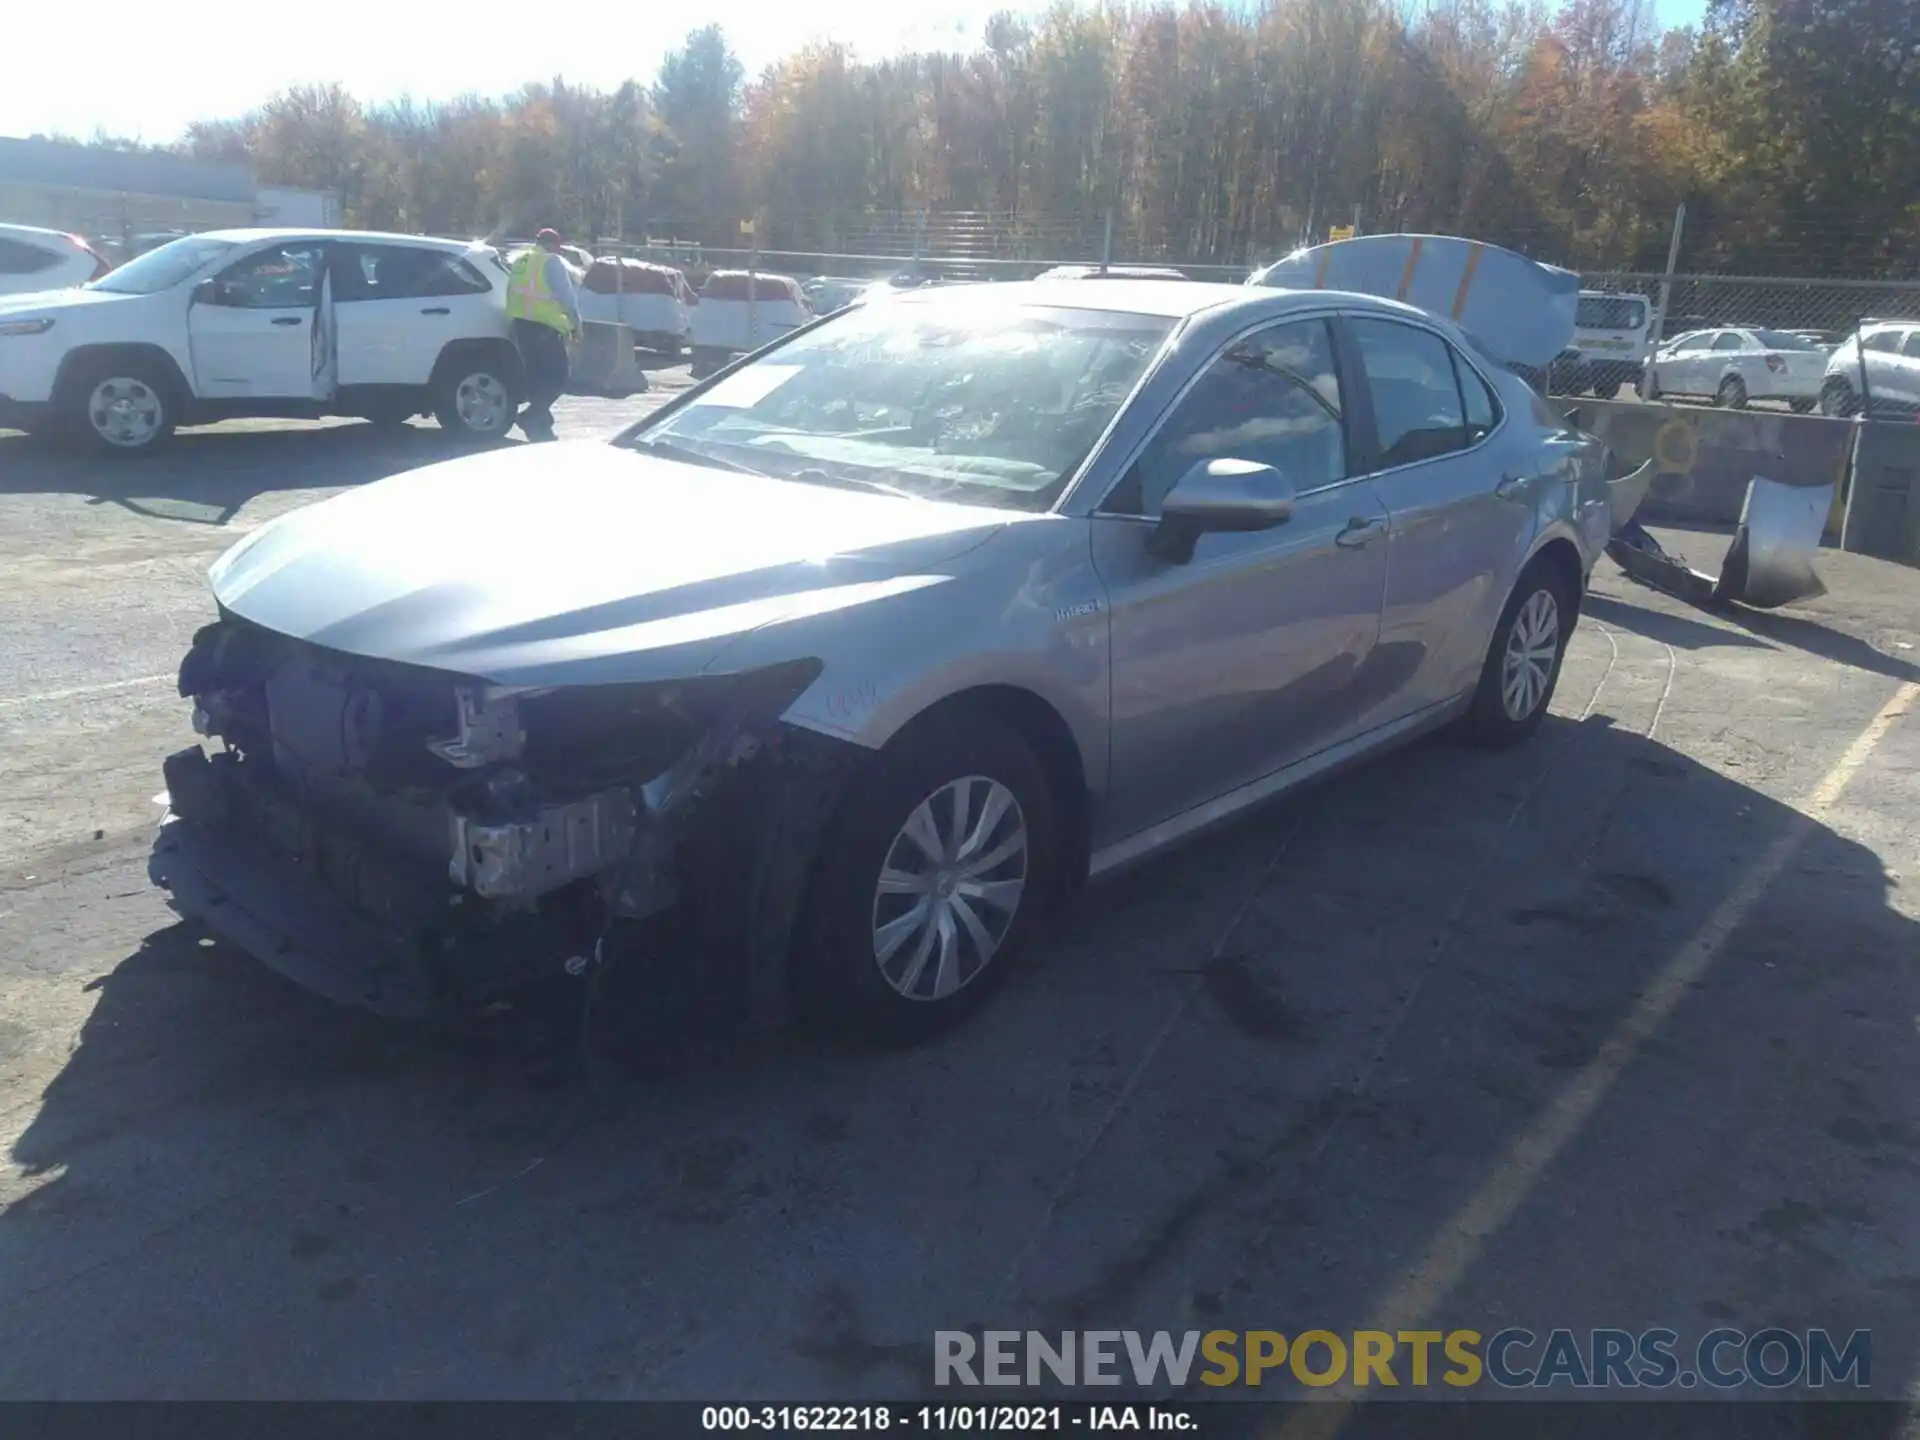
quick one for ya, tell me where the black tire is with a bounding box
[1789,397,1815,415]
[1464,559,1575,748]
[55,354,178,456]
[1821,377,1857,417]
[431,357,517,441]
[1593,378,1621,400]
[361,402,417,428]
[797,711,1059,1044]
[689,347,730,380]
[1716,374,1748,410]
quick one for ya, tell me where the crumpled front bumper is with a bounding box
[150,811,439,1020]
[149,746,596,1023]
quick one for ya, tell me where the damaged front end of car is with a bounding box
[150,613,851,1028]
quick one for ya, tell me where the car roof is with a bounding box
[0,221,80,242]
[889,278,1462,327]
[192,227,485,252]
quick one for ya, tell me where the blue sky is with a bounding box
[4,0,1710,146]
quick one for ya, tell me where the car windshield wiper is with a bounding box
[629,435,768,476]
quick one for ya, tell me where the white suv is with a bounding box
[0,223,112,296]
[0,228,522,453]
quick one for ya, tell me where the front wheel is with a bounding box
[1820,378,1857,417]
[1464,561,1575,747]
[798,713,1058,1044]
[56,357,178,455]
[1716,375,1748,409]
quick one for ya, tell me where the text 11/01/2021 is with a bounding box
[702,1406,1198,1433]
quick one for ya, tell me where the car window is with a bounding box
[1862,331,1901,354]
[1350,316,1468,469]
[1711,332,1745,352]
[1106,318,1344,516]
[333,244,490,301]
[87,235,237,294]
[1671,334,1708,353]
[1576,295,1646,330]
[635,298,1175,513]
[0,237,60,274]
[1755,329,1822,352]
[213,242,325,309]
[1902,332,1920,359]
[1453,348,1501,442]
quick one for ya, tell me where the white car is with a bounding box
[1648,326,1828,411]
[0,228,522,453]
[801,276,876,315]
[688,271,813,376]
[1821,321,1920,418]
[0,222,112,296]
[577,257,696,354]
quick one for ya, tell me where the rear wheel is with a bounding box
[56,356,177,455]
[798,713,1058,1044]
[1464,560,1574,748]
[1820,377,1857,417]
[1716,374,1748,409]
[432,363,515,441]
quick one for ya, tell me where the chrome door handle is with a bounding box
[270,316,304,327]
[1335,516,1386,548]
[421,306,451,316]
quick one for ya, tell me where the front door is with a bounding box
[1090,315,1390,842]
[188,239,330,399]
[1343,314,1547,726]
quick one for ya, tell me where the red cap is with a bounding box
[535,228,563,246]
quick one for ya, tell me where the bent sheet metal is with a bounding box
[1606,472,1833,610]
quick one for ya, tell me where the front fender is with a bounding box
[713,516,1112,802]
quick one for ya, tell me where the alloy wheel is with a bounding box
[88,377,163,448]
[870,775,1029,1002]
[1501,589,1560,722]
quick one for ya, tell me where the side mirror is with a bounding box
[1148,458,1296,564]
[191,278,222,307]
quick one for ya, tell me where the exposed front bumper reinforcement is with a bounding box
[1605,473,1832,611]
[151,746,599,1023]
[151,811,439,1021]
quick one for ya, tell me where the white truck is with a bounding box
[1572,290,1653,398]
[0,228,523,454]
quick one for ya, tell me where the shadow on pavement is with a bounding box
[3,712,1915,1402]
[0,424,519,524]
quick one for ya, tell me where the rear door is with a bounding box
[188,239,330,399]
[1345,313,1543,724]
[331,243,498,386]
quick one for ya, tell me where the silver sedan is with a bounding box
[153,280,1624,1044]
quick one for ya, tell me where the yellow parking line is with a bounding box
[1275,679,1918,1439]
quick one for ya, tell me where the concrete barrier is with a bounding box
[569,323,649,398]
[1560,398,1854,536]
[1840,422,1920,563]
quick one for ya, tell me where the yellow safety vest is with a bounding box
[507,248,571,333]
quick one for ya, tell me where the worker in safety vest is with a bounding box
[505,228,580,441]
